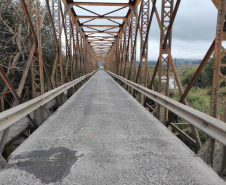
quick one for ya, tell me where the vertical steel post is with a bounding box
[77,30,81,77]
[158,0,174,123]
[52,0,64,86]
[65,4,72,82]
[80,35,84,75]
[119,32,125,76]
[121,32,126,76]
[84,36,88,75]
[139,0,149,88]
[128,10,137,82]
[72,21,78,79]
[116,36,120,75]
[209,0,226,175]
[27,0,44,97]
[174,58,177,93]
[123,20,131,79]
[36,0,44,94]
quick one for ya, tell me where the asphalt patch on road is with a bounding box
[13,147,82,184]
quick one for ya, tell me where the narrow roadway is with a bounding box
[0,70,225,184]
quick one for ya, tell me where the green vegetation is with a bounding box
[186,88,211,114]
[175,57,215,114]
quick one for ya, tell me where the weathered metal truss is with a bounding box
[0,0,225,177]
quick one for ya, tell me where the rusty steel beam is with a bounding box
[103,6,127,16]
[36,0,45,94]
[81,18,96,24]
[17,43,36,96]
[212,0,219,8]
[21,0,37,43]
[131,3,142,62]
[68,2,133,8]
[75,5,100,16]
[119,30,125,76]
[65,4,73,81]
[88,41,114,46]
[151,0,161,28]
[94,50,110,52]
[81,25,122,28]
[163,0,181,47]
[60,4,69,50]
[87,36,116,38]
[135,0,150,98]
[88,40,115,43]
[92,47,112,49]
[84,27,102,32]
[89,43,114,45]
[76,16,126,20]
[157,0,174,123]
[209,0,226,174]
[127,10,138,83]
[45,0,58,48]
[102,27,119,32]
[108,19,122,25]
[76,23,82,77]
[52,0,66,86]
[141,0,157,56]
[90,44,113,46]
[90,42,113,44]
[115,37,120,74]
[84,31,119,34]
[123,19,132,79]
[211,0,225,118]
[72,21,78,78]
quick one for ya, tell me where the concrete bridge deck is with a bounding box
[0,70,225,185]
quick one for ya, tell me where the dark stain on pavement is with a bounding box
[13,147,82,184]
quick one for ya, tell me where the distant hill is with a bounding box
[136,60,156,66]
[176,58,202,67]
[177,60,202,67]
[135,59,202,67]
[98,59,201,68]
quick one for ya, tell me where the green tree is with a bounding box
[181,54,226,88]
[181,66,204,87]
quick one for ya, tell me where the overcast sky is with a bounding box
[64,0,218,60]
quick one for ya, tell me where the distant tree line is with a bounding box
[181,54,226,88]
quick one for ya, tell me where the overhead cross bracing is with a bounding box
[65,0,139,62]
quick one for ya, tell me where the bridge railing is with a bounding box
[0,70,97,160]
[0,70,97,133]
[0,87,31,112]
[106,70,226,147]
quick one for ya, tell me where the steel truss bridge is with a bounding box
[0,0,226,184]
